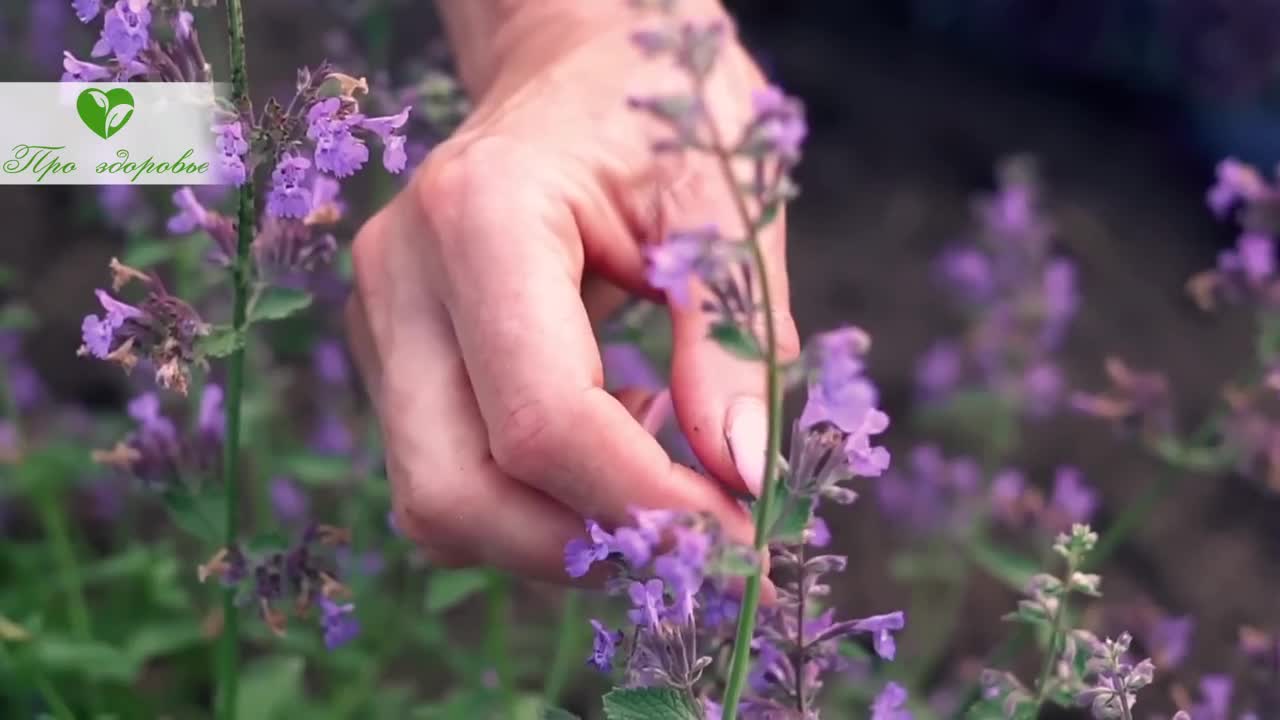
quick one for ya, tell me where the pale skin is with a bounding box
[345,0,798,585]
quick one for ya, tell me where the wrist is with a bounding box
[436,0,729,100]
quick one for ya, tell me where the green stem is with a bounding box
[32,475,98,713]
[949,467,1184,718]
[0,642,76,720]
[485,571,514,711]
[542,590,585,706]
[218,1,254,718]
[1032,558,1075,710]
[709,142,784,720]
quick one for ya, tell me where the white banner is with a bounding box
[0,82,227,185]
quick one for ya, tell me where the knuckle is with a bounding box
[489,395,561,479]
[394,488,472,564]
[413,134,523,232]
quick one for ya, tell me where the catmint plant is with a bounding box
[976,524,1160,720]
[66,1,406,716]
[557,5,906,718]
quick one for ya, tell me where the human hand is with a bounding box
[346,0,798,581]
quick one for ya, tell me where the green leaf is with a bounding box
[708,322,762,361]
[602,687,700,720]
[122,238,178,269]
[33,637,139,683]
[249,287,313,323]
[764,488,812,544]
[0,303,38,331]
[197,325,245,359]
[707,545,760,576]
[755,199,782,230]
[16,445,92,495]
[277,453,351,485]
[235,655,305,720]
[425,569,491,613]
[967,536,1038,592]
[162,486,226,546]
[245,531,290,556]
[1002,600,1050,626]
[542,707,581,720]
[125,619,204,665]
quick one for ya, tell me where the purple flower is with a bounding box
[337,549,385,578]
[312,341,349,385]
[1022,362,1064,416]
[167,187,211,234]
[563,519,614,578]
[987,183,1034,235]
[197,384,224,439]
[612,527,652,568]
[213,122,250,187]
[94,0,152,64]
[307,98,368,178]
[1048,466,1097,527]
[128,393,176,441]
[381,135,407,174]
[319,597,359,649]
[270,477,309,524]
[1147,615,1193,669]
[80,289,142,359]
[310,412,353,455]
[73,0,102,23]
[1206,158,1265,218]
[61,51,112,81]
[807,516,831,547]
[266,155,312,219]
[851,611,905,660]
[916,341,963,398]
[871,682,912,720]
[359,107,411,139]
[1218,232,1275,285]
[750,85,806,160]
[173,10,193,39]
[644,225,723,306]
[939,246,995,300]
[1191,675,1233,720]
[627,578,667,629]
[587,619,621,672]
[990,468,1026,523]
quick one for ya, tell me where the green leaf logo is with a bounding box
[76,87,136,140]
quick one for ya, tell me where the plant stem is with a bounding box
[706,134,784,720]
[1032,558,1075,709]
[793,542,808,715]
[0,642,76,720]
[485,571,514,712]
[218,1,254,718]
[542,590,585,706]
[27,462,98,712]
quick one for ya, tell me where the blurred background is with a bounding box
[1,1,1278,718]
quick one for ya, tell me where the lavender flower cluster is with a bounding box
[917,157,1079,420]
[66,0,412,654]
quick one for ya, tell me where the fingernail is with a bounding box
[725,396,768,497]
[639,388,672,435]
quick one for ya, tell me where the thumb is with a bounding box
[664,194,799,497]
